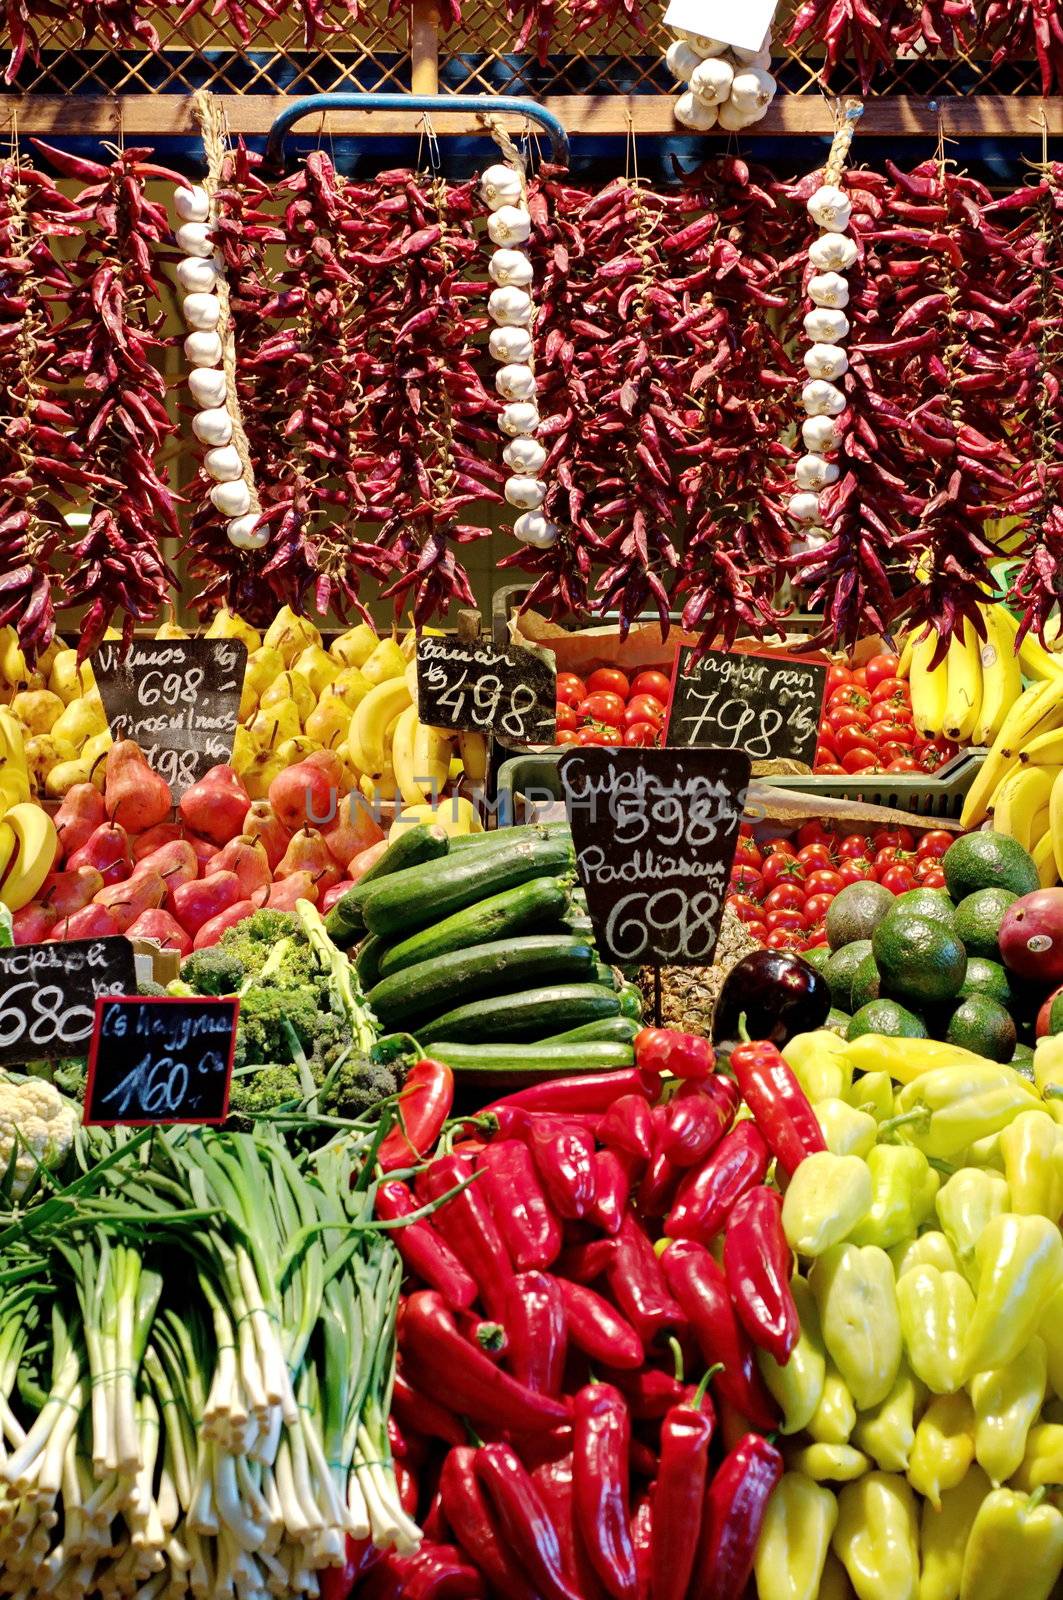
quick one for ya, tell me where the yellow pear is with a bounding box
[155,614,190,640]
[238,681,258,722]
[23,735,77,791]
[81,728,113,768]
[0,629,29,689]
[304,696,352,749]
[361,637,408,686]
[47,730,110,795]
[292,643,339,698]
[330,624,379,669]
[243,646,286,698]
[205,606,262,655]
[34,639,61,678]
[275,735,322,766]
[51,697,106,749]
[328,668,373,711]
[263,604,320,664]
[248,700,301,746]
[242,749,288,802]
[231,725,256,773]
[260,672,314,724]
[49,650,96,704]
[10,689,65,736]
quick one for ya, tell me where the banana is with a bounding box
[962,677,1063,828]
[990,764,1060,850]
[458,730,489,786]
[895,630,914,681]
[943,617,983,743]
[414,721,456,805]
[0,820,13,891]
[910,628,948,740]
[1051,767,1063,882]
[0,768,31,817]
[0,802,58,911]
[391,704,426,809]
[0,709,26,770]
[350,677,412,780]
[1034,828,1059,888]
[1019,727,1063,768]
[1018,623,1063,684]
[973,605,1022,747]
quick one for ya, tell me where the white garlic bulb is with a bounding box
[791,526,829,557]
[210,480,251,517]
[496,363,537,401]
[716,98,761,130]
[804,307,850,343]
[802,380,846,417]
[503,437,548,474]
[690,57,733,104]
[188,368,227,409]
[807,184,852,232]
[789,491,821,523]
[802,414,840,453]
[490,325,535,364]
[174,185,210,223]
[175,221,213,258]
[808,271,850,309]
[182,293,221,332]
[795,453,840,491]
[184,330,223,366]
[808,232,858,271]
[480,164,523,211]
[675,92,719,131]
[513,511,558,547]
[729,67,776,113]
[499,402,541,438]
[505,475,548,510]
[665,39,702,81]
[192,407,233,446]
[489,249,534,288]
[804,343,848,381]
[488,207,532,247]
[204,444,243,482]
[675,28,727,55]
[177,256,219,294]
[489,286,534,327]
[227,513,268,550]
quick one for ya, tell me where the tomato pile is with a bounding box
[813,654,958,776]
[727,819,957,952]
[554,667,672,748]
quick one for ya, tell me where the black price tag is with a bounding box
[416,637,556,745]
[84,995,239,1127]
[665,647,827,767]
[559,747,751,967]
[93,639,248,798]
[0,937,136,1067]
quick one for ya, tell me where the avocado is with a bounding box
[958,956,1015,1009]
[893,888,957,930]
[953,887,1019,961]
[847,999,928,1040]
[803,944,832,973]
[944,993,1017,1063]
[850,950,883,1012]
[943,833,1040,901]
[824,940,874,1014]
[826,881,895,951]
[872,911,967,1005]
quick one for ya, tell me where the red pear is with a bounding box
[132,821,184,861]
[173,871,244,936]
[13,902,59,944]
[67,823,132,887]
[322,794,385,869]
[242,802,291,872]
[193,900,256,950]
[126,908,192,957]
[188,835,221,871]
[269,759,339,832]
[40,866,105,917]
[132,840,198,906]
[94,868,167,933]
[55,904,121,941]
[179,765,251,845]
[349,839,390,881]
[104,740,173,834]
[205,836,271,898]
[276,827,342,892]
[256,872,319,911]
[305,750,344,784]
[54,784,107,861]
[321,879,355,913]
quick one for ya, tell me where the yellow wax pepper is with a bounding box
[789,1442,871,1483]
[848,1070,894,1122]
[833,1472,920,1600]
[896,1265,975,1394]
[970,1338,1048,1486]
[757,1276,826,1435]
[1010,1422,1063,1493]
[781,1152,872,1258]
[892,1064,1038,1162]
[1037,1282,1063,1399]
[1033,1034,1063,1126]
[808,1363,858,1446]
[852,1366,923,1473]
[935,1168,1010,1285]
[963,1213,1063,1376]
[845,1035,992,1085]
[918,1464,992,1600]
[958,1487,1063,1600]
[816,1097,877,1159]
[819,1550,857,1600]
[754,1471,839,1600]
[850,1145,940,1251]
[890,1231,959,1280]
[784,1030,853,1103]
[999,1109,1063,1220]
[960,1131,1005,1172]
[811,1243,902,1411]
[908,1393,976,1510]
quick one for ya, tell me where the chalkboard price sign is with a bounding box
[417,637,556,745]
[93,639,248,797]
[0,937,137,1067]
[84,995,239,1127]
[665,647,827,768]
[559,746,751,968]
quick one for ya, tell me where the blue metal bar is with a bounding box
[265,93,569,170]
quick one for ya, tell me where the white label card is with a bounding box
[663,0,777,53]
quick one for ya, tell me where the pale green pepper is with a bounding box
[848,1070,894,1122]
[784,1029,853,1104]
[782,1151,872,1258]
[970,1338,1047,1486]
[1033,1034,1063,1127]
[808,1363,858,1446]
[850,1145,940,1251]
[918,1464,991,1600]
[852,1366,923,1473]
[757,1276,826,1435]
[935,1168,1010,1286]
[892,1064,1038,1162]
[963,1213,1063,1377]
[908,1393,976,1511]
[889,1231,958,1280]
[999,1109,1063,1220]
[896,1265,975,1394]
[833,1472,919,1600]
[959,1487,1063,1600]
[1037,1283,1063,1400]
[811,1243,902,1411]
[1010,1423,1063,1493]
[816,1097,877,1160]
[789,1443,870,1483]
[961,1130,1005,1171]
[845,1035,991,1086]
[754,1471,839,1600]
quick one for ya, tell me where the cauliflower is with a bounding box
[0,1075,79,1200]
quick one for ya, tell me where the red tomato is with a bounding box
[871,847,911,880]
[587,667,630,699]
[797,822,833,850]
[555,728,580,745]
[826,663,854,693]
[873,720,916,746]
[881,864,916,894]
[734,837,763,870]
[729,895,761,925]
[887,757,919,772]
[797,843,835,871]
[556,672,586,708]
[917,830,954,860]
[915,854,946,880]
[805,868,845,896]
[870,678,907,704]
[575,726,605,745]
[764,882,805,913]
[816,762,846,775]
[730,865,764,899]
[850,667,869,687]
[837,834,871,859]
[746,920,768,943]
[627,694,666,723]
[830,709,871,738]
[818,716,840,743]
[555,703,579,731]
[829,684,871,712]
[878,743,915,766]
[920,738,959,772]
[765,927,803,951]
[869,700,913,725]
[579,691,626,727]
[761,855,806,890]
[836,725,876,757]
[623,722,658,747]
[873,827,916,852]
[838,857,873,885]
[762,839,797,857]
[597,725,624,746]
[864,653,901,688]
[803,892,836,927]
[843,749,880,774]
[631,670,671,702]
[921,867,947,888]
[766,907,805,933]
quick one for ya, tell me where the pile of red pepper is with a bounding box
[346,1027,834,1598]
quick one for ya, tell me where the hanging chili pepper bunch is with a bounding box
[979,0,1063,93]
[784,0,975,92]
[2,0,159,86]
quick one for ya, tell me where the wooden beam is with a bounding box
[3,93,1062,140]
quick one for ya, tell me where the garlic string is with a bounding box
[666,26,776,133]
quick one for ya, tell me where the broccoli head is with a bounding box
[218,911,299,985]
[181,945,245,997]
[137,978,170,998]
[228,1064,304,1125]
[233,985,322,1070]
[317,1054,398,1121]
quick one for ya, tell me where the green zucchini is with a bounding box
[426,1040,635,1079]
[377,876,572,980]
[368,936,596,1030]
[565,915,595,939]
[355,933,386,990]
[361,833,575,940]
[593,963,619,991]
[325,824,450,942]
[617,984,644,1020]
[541,1015,641,1045]
[418,982,626,1044]
[448,821,571,851]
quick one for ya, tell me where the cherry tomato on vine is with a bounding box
[764,882,804,913]
[864,653,901,688]
[624,721,658,747]
[917,830,953,860]
[555,703,579,731]
[587,667,630,699]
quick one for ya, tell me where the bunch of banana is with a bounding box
[905,604,1027,746]
[0,803,58,913]
[960,667,1063,873]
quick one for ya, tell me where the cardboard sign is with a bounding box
[662,0,777,53]
[93,639,247,798]
[84,995,239,1126]
[665,647,827,768]
[416,636,556,746]
[0,937,136,1067]
[559,746,751,966]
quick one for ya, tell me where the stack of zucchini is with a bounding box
[325,821,642,1078]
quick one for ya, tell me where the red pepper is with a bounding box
[525,1119,597,1220]
[597,1094,655,1163]
[483,1069,651,1116]
[572,1383,638,1600]
[532,1453,610,1600]
[612,1366,692,1419]
[691,1433,784,1600]
[556,1238,617,1283]
[455,1311,508,1360]
[558,1279,643,1371]
[318,1534,378,1600]
[374,1180,478,1308]
[418,1153,514,1320]
[479,1139,563,1269]
[631,1492,654,1600]
[506,1271,568,1397]
[659,1079,736,1167]
[651,1372,716,1600]
[605,1211,687,1347]
[665,1122,771,1243]
[439,1447,541,1600]
[634,1026,715,1081]
[377,1058,454,1172]
[729,1040,825,1177]
[366,1541,487,1599]
[723,1185,799,1366]
[659,1241,777,1431]
[476,1443,583,1600]
[399,1291,569,1434]
[392,1368,466,1448]
[588,1149,631,1234]
[635,1107,684,1218]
